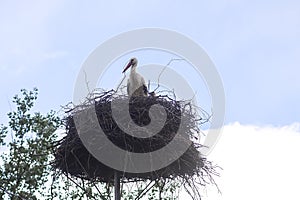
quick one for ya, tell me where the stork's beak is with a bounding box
[122,60,132,73]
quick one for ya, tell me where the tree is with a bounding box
[0,88,61,199]
[0,89,181,200]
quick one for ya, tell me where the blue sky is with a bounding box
[1,1,300,199]
[1,0,299,126]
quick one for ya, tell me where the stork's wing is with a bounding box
[141,76,148,96]
[143,84,148,96]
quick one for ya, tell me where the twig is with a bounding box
[0,186,27,200]
[153,58,186,92]
[134,181,156,200]
[84,70,91,94]
[6,96,14,142]
[115,75,126,94]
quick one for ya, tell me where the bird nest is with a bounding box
[53,90,217,185]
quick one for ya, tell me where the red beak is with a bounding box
[122,60,132,73]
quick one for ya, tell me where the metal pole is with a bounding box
[114,171,121,200]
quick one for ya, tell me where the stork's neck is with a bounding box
[130,64,137,74]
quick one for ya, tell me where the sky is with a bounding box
[0,0,300,199]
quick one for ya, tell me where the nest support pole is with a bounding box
[114,171,121,200]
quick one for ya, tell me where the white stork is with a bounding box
[122,58,148,97]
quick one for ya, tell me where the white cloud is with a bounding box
[182,122,300,200]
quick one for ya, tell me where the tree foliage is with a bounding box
[0,88,181,200]
[0,88,62,199]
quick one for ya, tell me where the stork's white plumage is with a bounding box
[122,58,148,97]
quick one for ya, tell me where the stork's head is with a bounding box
[122,57,138,73]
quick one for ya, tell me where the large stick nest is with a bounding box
[53,90,213,183]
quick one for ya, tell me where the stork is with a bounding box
[122,58,148,97]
